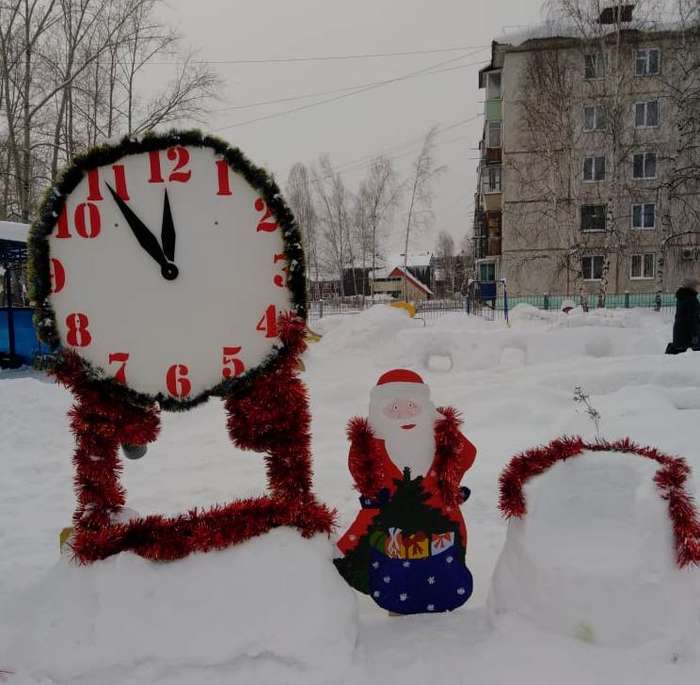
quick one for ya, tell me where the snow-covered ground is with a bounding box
[2,304,700,684]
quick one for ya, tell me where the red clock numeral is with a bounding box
[108,352,129,384]
[55,206,71,239]
[87,168,103,201]
[49,258,66,294]
[256,305,278,338]
[56,203,102,239]
[273,253,288,287]
[111,165,130,200]
[222,346,245,379]
[167,146,191,182]
[254,198,278,232]
[87,165,129,201]
[148,150,164,183]
[74,202,101,238]
[215,159,233,196]
[65,313,92,348]
[149,147,192,184]
[166,363,191,399]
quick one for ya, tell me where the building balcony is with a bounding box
[485,98,502,121]
[487,235,502,257]
[485,147,502,164]
[483,191,502,212]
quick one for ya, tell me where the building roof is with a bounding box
[0,221,29,244]
[387,266,434,296]
[372,252,432,279]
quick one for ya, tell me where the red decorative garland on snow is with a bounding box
[498,436,700,568]
[347,407,465,503]
[56,313,334,563]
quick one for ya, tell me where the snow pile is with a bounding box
[0,529,358,685]
[489,451,700,647]
[318,305,422,355]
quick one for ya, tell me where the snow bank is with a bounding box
[319,305,422,355]
[489,451,700,647]
[0,529,358,685]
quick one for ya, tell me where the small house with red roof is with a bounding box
[371,255,434,301]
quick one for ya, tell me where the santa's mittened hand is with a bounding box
[460,486,471,503]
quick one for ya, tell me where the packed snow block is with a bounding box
[0,529,358,684]
[489,450,700,647]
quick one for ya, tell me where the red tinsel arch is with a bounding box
[56,313,335,564]
[498,436,700,569]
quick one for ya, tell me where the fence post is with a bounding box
[319,299,324,319]
[543,293,549,311]
[624,291,630,309]
[654,290,662,312]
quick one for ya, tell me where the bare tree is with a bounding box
[434,230,456,297]
[312,155,351,298]
[0,0,218,221]
[286,162,319,298]
[402,125,445,298]
[356,155,400,301]
[509,0,681,303]
[654,2,700,291]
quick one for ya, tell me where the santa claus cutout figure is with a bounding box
[335,369,477,615]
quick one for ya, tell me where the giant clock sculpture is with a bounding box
[29,131,334,563]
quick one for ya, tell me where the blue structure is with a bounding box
[0,221,51,367]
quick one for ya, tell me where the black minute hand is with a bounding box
[106,184,178,281]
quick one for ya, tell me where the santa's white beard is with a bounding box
[370,407,438,478]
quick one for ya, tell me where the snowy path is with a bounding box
[2,305,699,684]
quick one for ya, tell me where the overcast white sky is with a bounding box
[155,0,547,254]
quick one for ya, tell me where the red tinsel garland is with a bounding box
[347,407,466,502]
[498,436,700,568]
[55,312,335,564]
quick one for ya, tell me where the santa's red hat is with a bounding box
[370,368,431,402]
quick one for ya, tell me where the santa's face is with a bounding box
[381,398,424,431]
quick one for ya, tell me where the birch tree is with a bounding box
[312,155,351,298]
[401,126,445,298]
[356,155,400,300]
[286,162,319,297]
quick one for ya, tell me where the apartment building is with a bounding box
[474,5,700,297]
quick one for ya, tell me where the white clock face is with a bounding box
[47,145,294,401]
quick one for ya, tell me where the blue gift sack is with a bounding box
[368,548,473,615]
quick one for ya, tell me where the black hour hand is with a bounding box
[107,184,178,281]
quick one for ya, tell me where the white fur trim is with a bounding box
[370,382,431,403]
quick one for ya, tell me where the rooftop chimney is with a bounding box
[598,3,635,25]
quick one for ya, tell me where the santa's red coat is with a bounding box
[337,407,477,555]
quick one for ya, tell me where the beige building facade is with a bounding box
[474,10,700,298]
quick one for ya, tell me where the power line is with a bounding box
[212,48,488,113]
[149,44,491,66]
[214,54,488,131]
[331,117,481,176]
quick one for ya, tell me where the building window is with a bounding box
[633,152,657,179]
[631,253,656,279]
[482,165,502,193]
[582,255,604,281]
[487,71,502,99]
[488,121,502,148]
[584,105,607,131]
[581,204,607,232]
[479,262,496,282]
[632,203,656,229]
[635,100,660,128]
[635,48,661,76]
[583,155,606,182]
[584,53,607,79]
